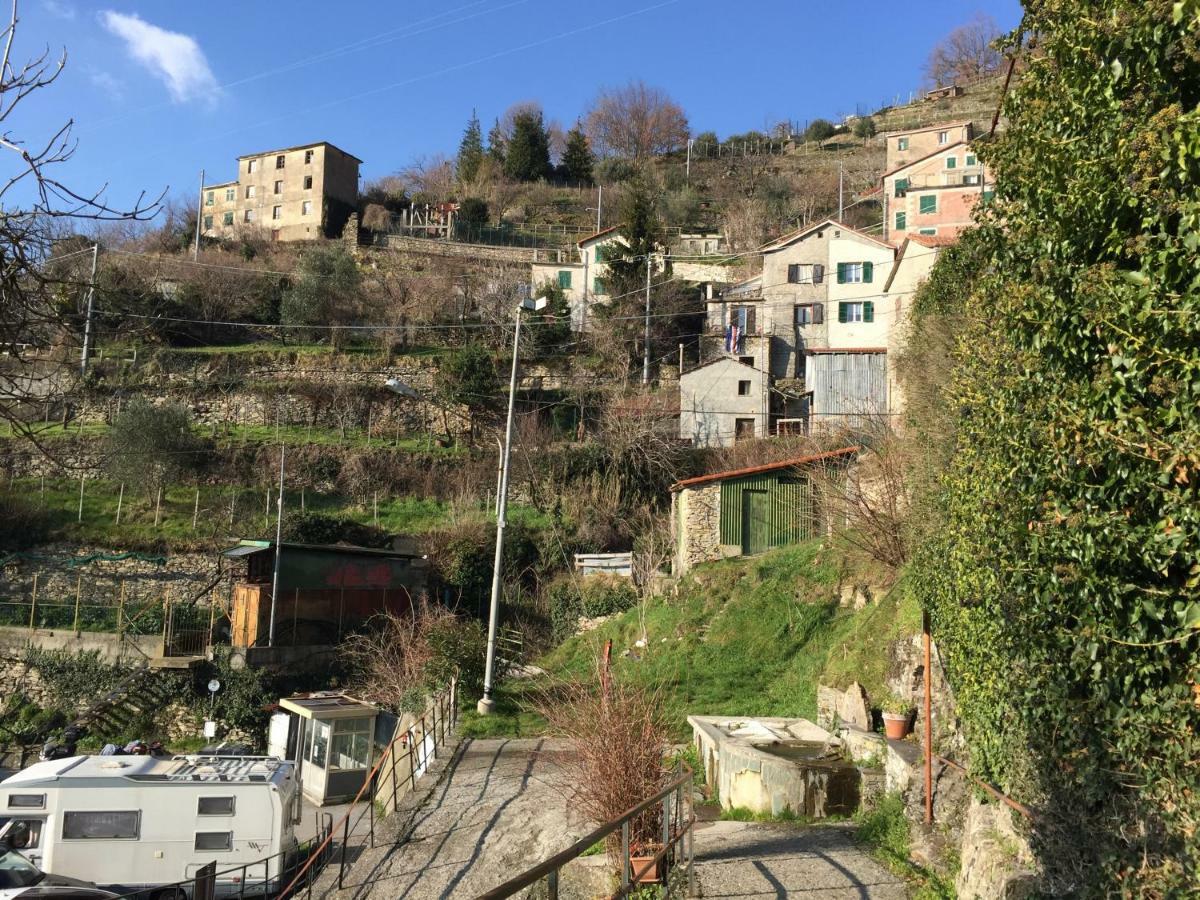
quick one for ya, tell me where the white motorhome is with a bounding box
[0,755,300,899]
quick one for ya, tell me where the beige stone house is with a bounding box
[201,141,361,242]
[882,142,993,244]
[671,447,858,574]
[882,120,974,171]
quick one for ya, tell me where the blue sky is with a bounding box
[16,0,1022,214]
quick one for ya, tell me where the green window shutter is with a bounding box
[919,195,937,214]
[894,178,908,198]
[593,277,604,294]
[836,262,847,284]
[895,211,906,231]
[966,154,977,166]
[946,157,956,169]
[558,270,572,289]
[863,261,874,283]
[982,190,995,204]
[864,301,875,322]
[838,302,848,323]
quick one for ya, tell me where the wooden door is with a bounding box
[741,490,770,556]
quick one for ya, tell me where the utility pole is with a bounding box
[268,444,285,648]
[581,252,590,334]
[595,184,603,233]
[642,254,652,385]
[193,168,204,261]
[79,243,99,377]
[686,138,693,184]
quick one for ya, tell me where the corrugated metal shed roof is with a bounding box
[670,446,859,491]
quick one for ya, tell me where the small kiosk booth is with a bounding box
[276,692,380,805]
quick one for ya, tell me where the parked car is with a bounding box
[0,840,118,899]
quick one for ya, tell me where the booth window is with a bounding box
[308,720,330,768]
[330,718,372,771]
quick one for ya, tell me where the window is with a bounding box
[225,188,236,202]
[274,180,283,194]
[838,301,874,324]
[198,797,235,816]
[794,303,823,326]
[330,718,372,771]
[301,200,313,216]
[945,156,957,169]
[593,277,605,295]
[223,211,234,226]
[738,355,754,367]
[4,818,43,852]
[272,205,282,220]
[63,811,139,840]
[245,185,255,199]
[304,149,314,164]
[247,159,258,174]
[203,215,212,230]
[307,720,329,768]
[204,191,214,206]
[836,261,873,284]
[730,305,756,334]
[919,195,937,214]
[786,263,822,284]
[275,154,286,169]
[194,832,233,852]
[244,209,255,223]
[937,131,949,144]
[734,418,755,441]
[593,244,607,263]
[897,137,909,151]
[894,211,907,231]
[894,178,909,198]
[557,270,572,289]
[919,228,938,235]
[966,154,977,166]
[737,380,751,396]
[303,175,313,190]
[7,794,45,810]
[963,174,982,186]
[982,189,996,204]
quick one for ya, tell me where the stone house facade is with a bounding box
[882,120,974,171]
[201,141,361,243]
[882,142,993,244]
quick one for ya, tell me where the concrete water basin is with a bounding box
[689,716,863,819]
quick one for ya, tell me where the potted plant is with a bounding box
[629,840,664,885]
[880,694,913,740]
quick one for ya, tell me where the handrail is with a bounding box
[935,754,1035,820]
[277,677,458,898]
[475,765,696,900]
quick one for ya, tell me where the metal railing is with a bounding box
[475,764,697,900]
[278,677,460,898]
[104,817,333,900]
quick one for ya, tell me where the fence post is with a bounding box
[547,868,559,900]
[338,813,349,889]
[621,820,631,890]
[73,575,82,634]
[409,737,417,790]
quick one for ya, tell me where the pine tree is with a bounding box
[456,110,484,183]
[561,121,594,184]
[486,118,506,165]
[503,110,551,182]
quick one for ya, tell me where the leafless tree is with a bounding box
[924,14,1003,87]
[396,154,456,202]
[585,81,690,159]
[0,1,160,445]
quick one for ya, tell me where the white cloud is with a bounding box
[88,68,124,101]
[43,0,77,19]
[100,10,219,105]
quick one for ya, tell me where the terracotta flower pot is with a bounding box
[629,845,664,884]
[882,711,911,740]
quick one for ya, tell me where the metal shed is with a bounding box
[806,350,888,429]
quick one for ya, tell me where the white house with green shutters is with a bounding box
[530,226,641,332]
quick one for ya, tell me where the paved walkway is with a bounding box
[692,820,909,898]
[333,737,587,899]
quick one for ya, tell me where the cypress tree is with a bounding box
[486,118,506,165]
[561,121,594,184]
[503,110,551,182]
[456,110,484,183]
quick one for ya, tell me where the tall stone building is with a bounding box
[200,141,361,242]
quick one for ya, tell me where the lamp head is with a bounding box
[521,296,549,313]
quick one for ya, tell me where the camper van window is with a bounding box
[6,794,44,809]
[194,831,233,852]
[308,721,330,768]
[330,718,372,771]
[2,818,42,851]
[62,810,140,840]
[198,797,236,816]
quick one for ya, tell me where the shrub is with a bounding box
[547,574,637,641]
[281,510,391,548]
[803,119,836,142]
[0,491,53,548]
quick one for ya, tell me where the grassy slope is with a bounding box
[463,540,921,740]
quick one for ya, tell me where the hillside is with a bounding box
[463,540,922,740]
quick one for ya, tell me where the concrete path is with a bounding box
[333,737,587,899]
[692,820,909,898]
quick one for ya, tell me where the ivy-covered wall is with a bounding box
[904,1,1200,893]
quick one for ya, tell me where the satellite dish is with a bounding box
[208,679,221,694]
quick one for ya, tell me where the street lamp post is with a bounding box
[478,292,547,715]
